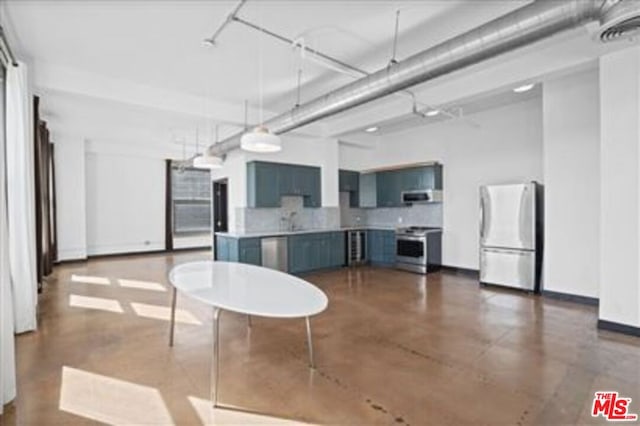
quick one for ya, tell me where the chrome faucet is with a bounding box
[288,212,298,231]
[280,211,298,232]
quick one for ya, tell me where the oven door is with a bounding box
[396,236,426,265]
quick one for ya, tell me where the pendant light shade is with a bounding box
[241,126,282,153]
[193,153,224,169]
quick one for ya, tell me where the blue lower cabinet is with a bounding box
[215,237,228,261]
[215,236,238,261]
[288,232,345,273]
[239,238,261,266]
[289,234,312,273]
[216,236,259,265]
[368,230,395,264]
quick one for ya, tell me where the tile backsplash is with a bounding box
[339,192,443,228]
[237,196,340,233]
[234,193,443,234]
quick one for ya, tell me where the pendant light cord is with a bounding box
[390,9,400,65]
[258,3,264,126]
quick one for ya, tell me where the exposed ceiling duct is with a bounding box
[598,0,640,42]
[207,0,638,156]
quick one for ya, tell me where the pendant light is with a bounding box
[193,127,223,169]
[241,7,282,153]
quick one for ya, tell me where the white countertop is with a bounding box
[169,261,328,318]
[215,226,399,239]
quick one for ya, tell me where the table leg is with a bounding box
[211,307,222,407]
[305,316,315,369]
[169,286,177,347]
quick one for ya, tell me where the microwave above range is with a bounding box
[401,189,443,204]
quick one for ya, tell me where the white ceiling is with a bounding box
[0,0,629,151]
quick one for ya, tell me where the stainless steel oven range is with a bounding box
[395,226,442,274]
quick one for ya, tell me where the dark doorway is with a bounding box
[213,179,228,233]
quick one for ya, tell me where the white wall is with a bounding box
[542,68,600,298]
[599,47,640,328]
[340,98,543,270]
[54,137,87,260]
[85,145,165,255]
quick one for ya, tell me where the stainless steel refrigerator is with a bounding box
[479,182,543,292]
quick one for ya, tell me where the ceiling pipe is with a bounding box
[207,0,629,156]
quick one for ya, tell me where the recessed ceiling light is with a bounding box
[425,109,440,117]
[513,83,535,93]
[365,126,379,133]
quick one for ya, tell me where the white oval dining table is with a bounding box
[167,260,328,407]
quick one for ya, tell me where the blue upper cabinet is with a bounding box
[247,162,281,208]
[247,161,322,208]
[376,170,401,207]
[375,164,443,207]
[339,170,360,207]
[359,173,377,208]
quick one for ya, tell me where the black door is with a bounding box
[213,180,228,232]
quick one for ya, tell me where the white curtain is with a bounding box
[0,63,17,415]
[6,62,37,333]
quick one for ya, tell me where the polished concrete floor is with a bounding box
[1,251,640,425]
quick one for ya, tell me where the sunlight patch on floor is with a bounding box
[70,274,111,285]
[118,278,166,292]
[130,302,202,325]
[188,396,313,425]
[69,295,123,313]
[59,366,174,425]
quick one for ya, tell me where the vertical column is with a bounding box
[54,137,87,261]
[599,47,640,333]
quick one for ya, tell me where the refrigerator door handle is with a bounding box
[479,189,487,242]
[480,198,485,240]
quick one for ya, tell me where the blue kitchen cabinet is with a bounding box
[376,171,401,207]
[215,236,229,260]
[339,170,360,207]
[359,172,377,208]
[401,164,443,191]
[431,164,443,190]
[299,166,321,208]
[238,238,261,266]
[330,232,346,267]
[248,161,321,208]
[216,236,259,265]
[375,164,443,207]
[400,167,426,191]
[215,236,239,262]
[288,234,313,273]
[247,162,281,208]
[368,230,395,264]
[288,231,345,273]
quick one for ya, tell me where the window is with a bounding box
[170,166,211,236]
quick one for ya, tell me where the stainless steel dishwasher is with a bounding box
[261,237,288,272]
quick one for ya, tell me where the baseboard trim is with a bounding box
[54,258,88,266]
[440,265,479,279]
[598,319,640,337]
[542,290,599,306]
[79,246,211,262]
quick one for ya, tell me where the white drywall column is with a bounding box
[542,69,600,298]
[54,138,87,260]
[599,47,640,328]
